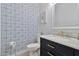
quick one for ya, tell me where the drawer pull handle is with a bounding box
[48,52,53,56]
[48,44,55,49]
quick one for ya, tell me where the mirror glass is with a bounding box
[53,3,79,27]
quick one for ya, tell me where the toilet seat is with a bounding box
[27,43,40,48]
[27,43,40,56]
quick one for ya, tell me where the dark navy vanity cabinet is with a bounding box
[40,38,79,56]
[74,50,79,56]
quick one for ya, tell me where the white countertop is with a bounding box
[40,35,79,50]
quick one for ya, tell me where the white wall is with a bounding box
[40,4,55,35]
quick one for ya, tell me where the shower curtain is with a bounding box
[0,3,44,56]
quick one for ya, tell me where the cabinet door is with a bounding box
[74,49,79,56]
[40,38,48,56]
[40,38,48,50]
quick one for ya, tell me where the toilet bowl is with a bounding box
[27,43,40,56]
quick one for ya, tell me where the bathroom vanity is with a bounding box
[40,35,79,56]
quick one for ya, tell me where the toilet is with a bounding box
[27,43,40,56]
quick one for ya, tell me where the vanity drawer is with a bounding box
[48,51,63,56]
[40,50,49,56]
[47,40,74,56]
